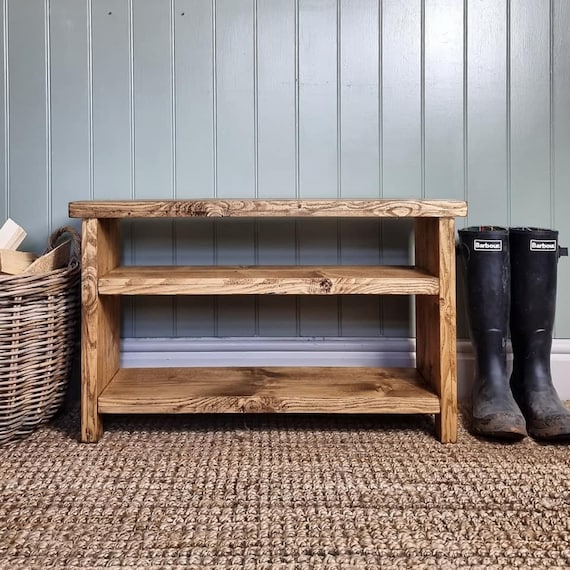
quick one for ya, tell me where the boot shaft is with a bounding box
[509,227,559,336]
[458,226,510,335]
[458,227,510,383]
[509,227,560,391]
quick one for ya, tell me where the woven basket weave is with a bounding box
[0,226,81,445]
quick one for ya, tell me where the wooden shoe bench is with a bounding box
[69,199,467,443]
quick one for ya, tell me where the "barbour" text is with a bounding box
[474,239,502,252]
[530,239,557,252]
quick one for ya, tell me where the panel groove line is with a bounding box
[44,0,51,234]
[2,0,9,220]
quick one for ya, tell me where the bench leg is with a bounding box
[415,218,458,443]
[81,218,120,443]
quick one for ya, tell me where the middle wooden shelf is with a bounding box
[98,265,439,296]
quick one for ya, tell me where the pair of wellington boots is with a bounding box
[459,226,570,440]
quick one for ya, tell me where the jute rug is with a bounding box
[1,407,569,569]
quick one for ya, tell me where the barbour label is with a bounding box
[474,239,502,252]
[530,239,557,252]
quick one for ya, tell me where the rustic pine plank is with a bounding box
[81,218,121,443]
[98,367,441,414]
[69,199,468,219]
[98,265,439,296]
[415,218,458,443]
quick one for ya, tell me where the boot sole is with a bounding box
[528,427,570,441]
[473,428,527,440]
[472,417,527,440]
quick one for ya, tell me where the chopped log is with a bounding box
[0,249,38,274]
[24,240,71,274]
[0,218,26,250]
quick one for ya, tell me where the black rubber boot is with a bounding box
[458,227,527,438]
[509,227,570,440]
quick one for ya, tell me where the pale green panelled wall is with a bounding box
[0,0,569,338]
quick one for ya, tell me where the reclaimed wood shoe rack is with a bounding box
[69,199,467,443]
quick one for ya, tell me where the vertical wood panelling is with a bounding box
[174,0,214,198]
[92,0,134,337]
[553,0,570,337]
[338,0,381,336]
[298,0,337,197]
[298,0,338,335]
[173,0,215,337]
[217,219,256,336]
[509,0,551,228]
[340,219,382,336]
[381,218,414,337]
[257,220,297,336]
[7,0,48,251]
[215,0,255,197]
[257,0,295,198]
[424,0,464,201]
[3,1,570,340]
[175,220,215,336]
[132,0,174,337]
[339,0,379,199]
[50,0,90,232]
[257,0,297,336]
[132,1,173,199]
[466,0,508,226]
[91,1,131,200]
[215,0,256,335]
[337,1,380,340]
[380,1,422,338]
[298,218,339,336]
[217,219,256,335]
[382,0,422,199]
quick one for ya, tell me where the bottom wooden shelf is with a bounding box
[98,366,440,415]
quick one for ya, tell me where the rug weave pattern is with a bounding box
[1,409,569,569]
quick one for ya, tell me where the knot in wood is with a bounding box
[319,278,333,293]
[188,202,210,217]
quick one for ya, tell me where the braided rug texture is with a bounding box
[1,407,569,569]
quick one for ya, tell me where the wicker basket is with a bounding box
[0,226,81,444]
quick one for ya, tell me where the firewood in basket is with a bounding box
[0,218,26,250]
[0,249,38,274]
[24,240,71,274]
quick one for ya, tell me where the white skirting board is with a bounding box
[121,337,570,401]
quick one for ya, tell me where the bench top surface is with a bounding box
[69,199,467,219]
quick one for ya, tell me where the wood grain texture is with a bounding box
[98,265,439,296]
[81,218,121,443]
[98,366,440,414]
[415,217,458,443]
[69,199,468,219]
